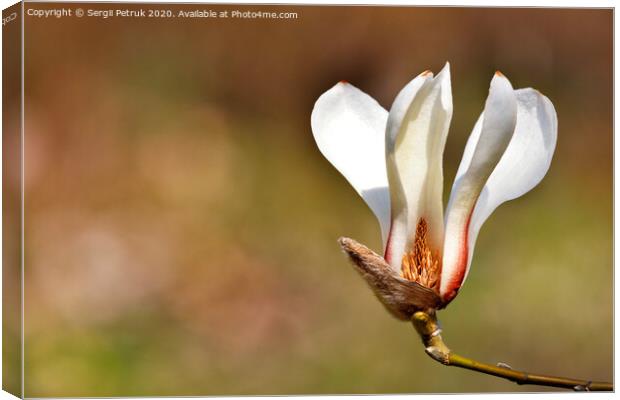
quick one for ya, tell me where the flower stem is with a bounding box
[411,311,612,391]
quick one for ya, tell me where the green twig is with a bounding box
[411,311,613,392]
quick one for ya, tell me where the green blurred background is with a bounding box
[14,4,613,396]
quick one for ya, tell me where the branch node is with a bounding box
[425,346,450,365]
[517,372,530,385]
[573,381,592,392]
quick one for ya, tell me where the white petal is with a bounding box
[384,63,453,271]
[464,89,557,287]
[311,82,391,244]
[441,72,518,301]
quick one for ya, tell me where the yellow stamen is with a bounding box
[401,218,441,291]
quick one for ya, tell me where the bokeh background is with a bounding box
[9,4,613,396]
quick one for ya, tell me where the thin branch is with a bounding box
[411,311,613,392]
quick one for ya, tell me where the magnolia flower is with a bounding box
[311,63,557,318]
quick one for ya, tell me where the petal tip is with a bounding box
[435,63,453,110]
[489,70,514,93]
[436,63,452,85]
[338,80,349,85]
[439,61,451,74]
[421,69,433,77]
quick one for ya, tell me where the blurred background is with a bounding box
[10,4,613,396]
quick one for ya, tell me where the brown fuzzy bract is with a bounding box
[338,237,443,320]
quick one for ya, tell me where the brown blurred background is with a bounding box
[10,4,613,396]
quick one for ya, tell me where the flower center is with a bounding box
[401,218,441,292]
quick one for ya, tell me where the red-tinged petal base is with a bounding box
[384,226,393,263]
[440,209,473,304]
